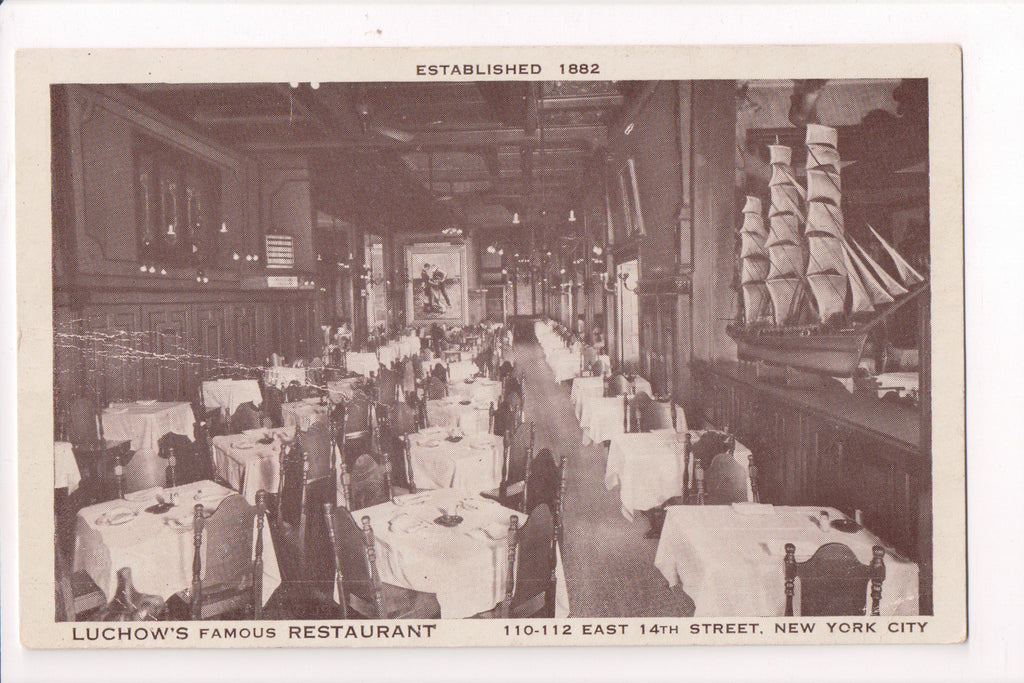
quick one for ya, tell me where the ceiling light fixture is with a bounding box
[512,212,520,225]
[624,122,635,136]
[568,209,576,223]
[310,81,320,90]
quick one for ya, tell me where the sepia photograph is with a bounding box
[46,72,943,626]
[9,41,971,659]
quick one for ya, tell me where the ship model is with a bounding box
[727,124,928,378]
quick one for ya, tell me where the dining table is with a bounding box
[73,479,281,606]
[604,429,751,521]
[344,351,381,378]
[211,427,294,505]
[578,395,626,445]
[101,401,196,492]
[653,503,920,617]
[448,377,503,405]
[426,396,494,435]
[350,488,568,619]
[446,359,480,384]
[326,375,365,403]
[407,427,504,492]
[264,366,308,390]
[201,379,263,415]
[281,398,329,430]
[570,376,606,419]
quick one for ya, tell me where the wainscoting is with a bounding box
[54,287,316,431]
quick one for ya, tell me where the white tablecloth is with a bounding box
[426,398,493,434]
[570,377,606,419]
[326,377,364,403]
[212,429,292,505]
[345,352,381,378]
[102,401,195,455]
[547,348,582,383]
[447,359,480,384]
[449,378,503,405]
[579,396,626,445]
[201,379,263,415]
[54,441,81,494]
[352,489,569,619]
[73,480,280,605]
[281,399,328,430]
[408,428,504,492]
[264,366,307,389]
[604,430,752,520]
[653,504,920,616]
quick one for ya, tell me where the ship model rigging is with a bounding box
[727,123,928,378]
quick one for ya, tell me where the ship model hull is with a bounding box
[727,325,869,377]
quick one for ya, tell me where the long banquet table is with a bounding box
[653,503,919,616]
[73,480,280,606]
[351,488,568,619]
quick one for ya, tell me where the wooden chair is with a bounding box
[481,422,534,510]
[230,401,262,433]
[376,367,401,404]
[66,396,132,503]
[339,393,373,462]
[431,362,449,383]
[497,503,556,618]
[321,503,441,619]
[590,359,606,377]
[177,492,267,620]
[524,448,564,516]
[344,452,396,511]
[285,381,306,404]
[424,376,448,401]
[606,374,630,397]
[634,392,675,432]
[271,438,335,614]
[410,354,425,382]
[262,385,285,428]
[157,432,203,488]
[784,543,886,616]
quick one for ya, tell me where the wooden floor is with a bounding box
[513,327,695,617]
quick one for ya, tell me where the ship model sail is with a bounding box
[729,124,928,378]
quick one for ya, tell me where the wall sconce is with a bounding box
[592,245,603,256]
[512,212,520,225]
[219,221,228,234]
[232,251,240,261]
[568,209,576,223]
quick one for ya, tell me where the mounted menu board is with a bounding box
[264,234,295,269]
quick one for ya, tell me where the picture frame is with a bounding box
[405,242,468,327]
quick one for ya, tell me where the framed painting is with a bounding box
[405,242,468,326]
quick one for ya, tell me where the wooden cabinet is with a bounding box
[692,361,932,615]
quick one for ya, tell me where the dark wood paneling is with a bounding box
[692,361,932,614]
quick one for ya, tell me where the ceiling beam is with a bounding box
[245,124,607,152]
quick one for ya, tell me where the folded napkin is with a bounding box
[732,502,775,516]
[388,513,428,533]
[394,492,432,506]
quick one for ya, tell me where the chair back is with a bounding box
[347,453,392,510]
[158,432,200,487]
[431,362,449,383]
[262,386,285,428]
[410,354,425,381]
[607,374,629,397]
[323,504,386,618]
[285,381,306,404]
[190,493,263,620]
[68,397,100,446]
[230,402,261,433]
[424,376,448,401]
[276,439,309,527]
[377,367,401,403]
[297,420,333,482]
[343,393,372,436]
[784,542,886,616]
[399,360,417,396]
[590,359,605,377]
[704,451,749,505]
[524,447,559,514]
[506,421,534,491]
[503,503,555,618]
